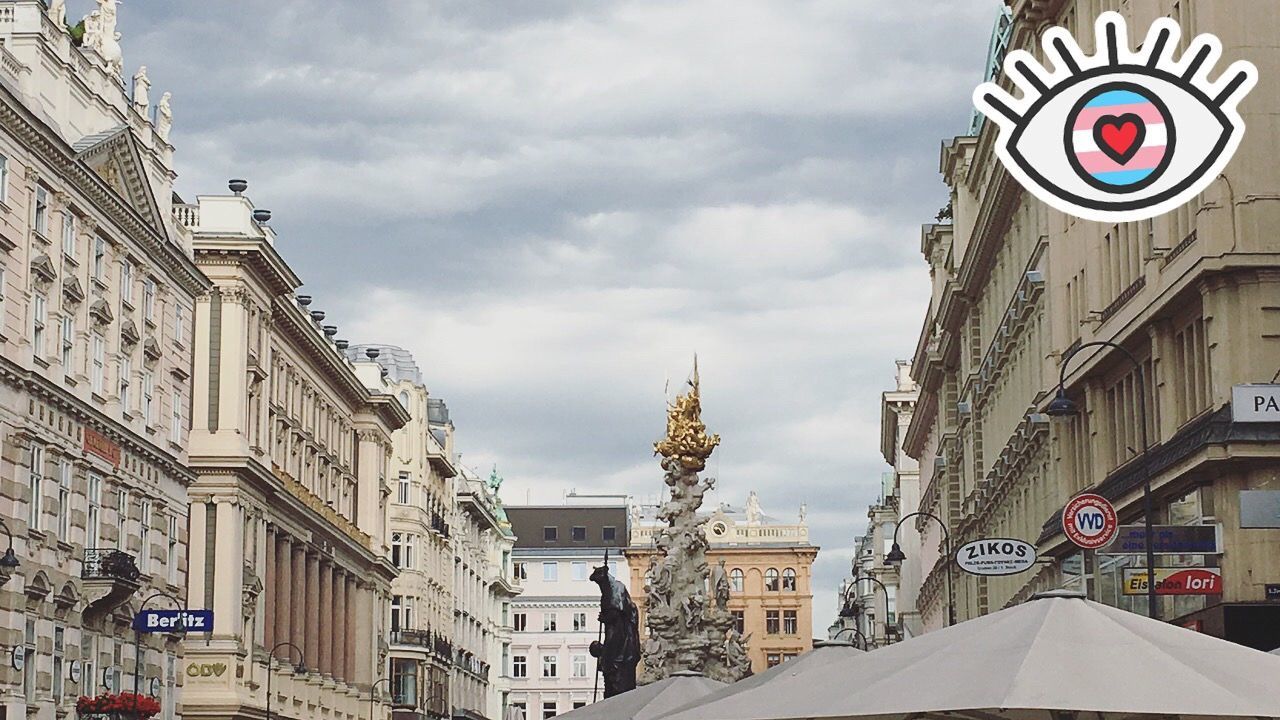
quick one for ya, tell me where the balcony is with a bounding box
[81,549,142,629]
[390,628,453,663]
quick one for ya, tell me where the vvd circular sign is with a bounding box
[1062,493,1118,549]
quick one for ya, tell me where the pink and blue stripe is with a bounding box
[1070,89,1169,187]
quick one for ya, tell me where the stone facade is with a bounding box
[903,0,1280,642]
[180,188,408,720]
[0,3,204,720]
[627,496,816,674]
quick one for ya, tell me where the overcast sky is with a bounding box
[107,0,998,636]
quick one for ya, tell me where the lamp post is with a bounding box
[830,626,871,650]
[1047,340,1158,620]
[369,676,394,720]
[0,519,20,586]
[885,511,955,626]
[134,591,185,697]
[840,570,895,645]
[265,642,306,720]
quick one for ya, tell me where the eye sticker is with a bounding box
[973,12,1257,223]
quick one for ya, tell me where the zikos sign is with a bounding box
[956,538,1037,576]
[1062,493,1118,549]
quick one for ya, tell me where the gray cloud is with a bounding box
[109,0,999,635]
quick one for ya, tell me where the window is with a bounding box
[542,562,558,582]
[511,655,527,678]
[57,460,71,538]
[139,499,152,571]
[512,612,527,632]
[116,489,129,550]
[766,610,780,635]
[543,526,557,542]
[166,515,179,585]
[397,472,410,504]
[91,334,104,393]
[572,611,588,632]
[81,634,97,697]
[571,526,586,541]
[542,612,557,632]
[766,653,782,668]
[514,562,528,581]
[174,306,185,345]
[143,278,156,321]
[1101,222,1145,303]
[541,654,557,678]
[22,618,35,701]
[87,472,102,546]
[765,568,780,591]
[119,356,132,409]
[143,372,154,423]
[391,533,404,568]
[404,534,415,569]
[571,561,588,581]
[0,154,7,204]
[573,702,586,710]
[571,654,588,678]
[31,294,46,356]
[390,595,403,631]
[34,185,48,236]
[782,568,797,591]
[28,445,44,530]
[60,315,74,369]
[732,610,744,634]
[602,526,617,542]
[92,236,105,280]
[62,210,76,257]
[53,624,65,699]
[120,260,133,307]
[169,388,182,443]
[730,568,744,592]
[783,610,798,634]
[542,703,557,720]
[1172,313,1211,424]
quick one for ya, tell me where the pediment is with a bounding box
[120,318,140,346]
[142,336,161,362]
[89,298,114,326]
[31,254,56,284]
[73,126,169,243]
[62,275,85,304]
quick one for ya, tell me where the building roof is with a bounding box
[345,344,423,385]
[506,506,628,550]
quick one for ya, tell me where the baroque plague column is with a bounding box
[178,185,408,720]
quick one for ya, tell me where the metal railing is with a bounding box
[82,548,140,582]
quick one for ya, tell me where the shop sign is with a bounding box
[1062,493,1118,549]
[133,609,213,633]
[1098,524,1220,555]
[955,538,1037,576]
[1239,490,1280,529]
[1122,567,1222,595]
[1232,384,1280,422]
[83,427,121,467]
[1265,584,1280,601]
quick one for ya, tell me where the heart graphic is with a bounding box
[1093,113,1146,165]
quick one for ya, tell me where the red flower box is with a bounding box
[76,692,162,719]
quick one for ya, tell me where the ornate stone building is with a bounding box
[627,494,816,674]
[0,3,204,719]
[903,0,1280,643]
[179,186,408,720]
[346,345,458,720]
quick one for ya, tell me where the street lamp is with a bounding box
[369,675,397,720]
[265,642,307,720]
[830,626,871,650]
[134,591,186,697]
[885,511,955,626]
[841,571,895,644]
[0,519,20,581]
[1049,340,1158,621]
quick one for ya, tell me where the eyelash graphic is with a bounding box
[972,12,1257,223]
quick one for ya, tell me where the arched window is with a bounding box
[399,391,411,415]
[765,568,780,592]
[782,568,797,591]
[730,568,744,593]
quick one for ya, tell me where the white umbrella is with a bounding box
[658,591,1280,720]
[554,672,725,720]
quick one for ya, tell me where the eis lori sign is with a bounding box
[1062,493,1118,549]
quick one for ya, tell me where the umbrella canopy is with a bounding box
[658,591,1280,720]
[555,672,726,720]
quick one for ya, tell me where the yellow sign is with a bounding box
[186,663,227,678]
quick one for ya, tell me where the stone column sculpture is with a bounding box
[641,360,750,684]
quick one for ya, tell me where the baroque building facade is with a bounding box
[346,345,456,720]
[627,494,817,673]
[505,500,629,719]
[0,3,204,720]
[903,0,1280,643]
[179,187,408,720]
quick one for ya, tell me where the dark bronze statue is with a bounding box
[588,564,640,697]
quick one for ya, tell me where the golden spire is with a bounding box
[653,356,720,471]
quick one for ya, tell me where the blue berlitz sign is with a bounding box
[133,609,213,633]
